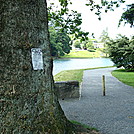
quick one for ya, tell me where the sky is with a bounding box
[47,0,134,40]
[68,0,134,39]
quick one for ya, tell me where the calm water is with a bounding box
[53,58,114,75]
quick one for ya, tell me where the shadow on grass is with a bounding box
[70,120,101,134]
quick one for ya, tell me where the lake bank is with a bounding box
[61,50,106,58]
[53,58,114,75]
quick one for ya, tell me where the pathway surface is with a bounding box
[59,67,134,134]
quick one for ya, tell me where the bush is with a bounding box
[107,35,134,71]
[88,49,96,52]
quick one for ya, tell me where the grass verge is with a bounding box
[54,66,114,82]
[112,69,134,87]
[70,120,98,132]
[54,69,83,82]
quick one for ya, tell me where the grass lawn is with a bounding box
[54,66,113,83]
[70,120,98,132]
[62,50,103,58]
[54,69,83,82]
[54,67,134,87]
[112,69,134,87]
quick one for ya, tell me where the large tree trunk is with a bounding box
[0,0,73,133]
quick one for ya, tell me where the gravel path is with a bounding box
[60,67,134,134]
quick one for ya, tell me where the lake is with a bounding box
[53,58,114,75]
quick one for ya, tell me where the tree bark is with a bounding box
[0,0,73,133]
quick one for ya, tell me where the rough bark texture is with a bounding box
[0,0,73,133]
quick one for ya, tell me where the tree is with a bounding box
[86,40,94,50]
[49,27,71,57]
[48,1,89,42]
[55,32,71,55]
[0,0,73,133]
[99,28,110,56]
[119,4,134,27]
[107,35,134,71]
[73,40,81,49]
[99,28,110,43]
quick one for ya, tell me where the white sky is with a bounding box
[47,0,134,39]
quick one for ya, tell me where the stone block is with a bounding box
[54,80,79,99]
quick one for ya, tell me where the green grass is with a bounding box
[54,69,83,82]
[112,69,134,87]
[62,50,102,58]
[55,67,134,87]
[70,120,98,132]
[54,66,114,82]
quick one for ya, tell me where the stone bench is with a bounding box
[54,80,80,99]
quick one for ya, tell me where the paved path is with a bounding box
[60,67,134,134]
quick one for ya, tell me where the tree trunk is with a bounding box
[0,0,73,133]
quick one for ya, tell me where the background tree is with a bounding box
[107,35,134,71]
[79,39,95,50]
[73,40,81,49]
[99,28,110,56]
[99,28,110,43]
[49,27,71,57]
[86,40,94,50]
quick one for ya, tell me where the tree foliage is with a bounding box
[99,29,110,56]
[99,28,110,43]
[73,40,81,49]
[107,35,134,71]
[73,38,94,50]
[47,0,133,42]
[119,4,134,27]
[49,27,72,57]
[86,40,94,50]
[48,1,89,42]
[85,0,126,20]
